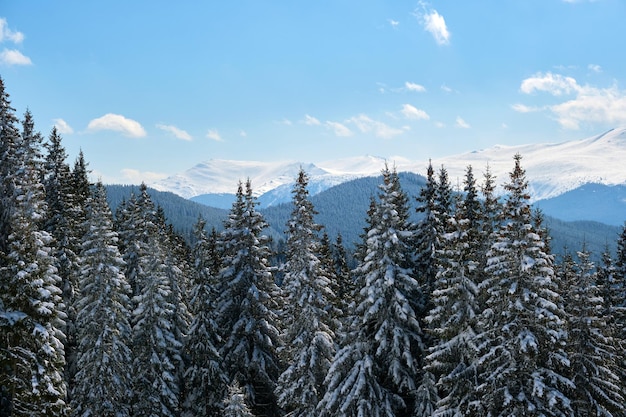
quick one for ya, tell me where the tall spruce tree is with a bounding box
[71,182,133,417]
[216,180,282,417]
[126,184,182,417]
[182,217,227,417]
[319,166,425,417]
[0,109,69,415]
[563,249,625,415]
[275,169,337,417]
[43,127,83,397]
[476,154,572,416]
[426,165,484,416]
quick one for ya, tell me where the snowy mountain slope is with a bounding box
[152,156,388,202]
[424,127,626,201]
[151,128,626,205]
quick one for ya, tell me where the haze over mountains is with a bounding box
[151,128,626,226]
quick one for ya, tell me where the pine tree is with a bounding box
[71,182,133,417]
[217,180,282,417]
[223,382,255,417]
[0,109,69,415]
[426,166,484,416]
[476,154,572,416]
[275,169,336,417]
[182,217,227,417]
[319,166,425,417]
[126,184,182,417]
[562,249,625,416]
[43,127,84,397]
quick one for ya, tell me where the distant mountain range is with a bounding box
[150,127,626,226]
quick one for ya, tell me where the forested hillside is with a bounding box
[2,77,626,416]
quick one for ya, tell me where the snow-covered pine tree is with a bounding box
[223,382,255,417]
[0,109,69,415]
[562,249,625,415]
[217,180,282,417]
[275,169,337,417]
[71,182,133,417]
[476,154,572,416]
[414,160,438,303]
[126,184,182,417]
[182,216,228,417]
[597,245,626,391]
[43,127,85,397]
[318,166,425,417]
[426,166,484,416]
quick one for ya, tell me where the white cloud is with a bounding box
[511,103,540,113]
[519,72,626,129]
[277,118,293,126]
[0,18,24,44]
[441,84,454,93]
[455,116,470,129]
[435,121,445,128]
[0,49,31,66]
[53,118,74,134]
[206,129,223,141]
[405,81,426,93]
[588,64,602,73]
[240,130,247,137]
[348,114,404,139]
[120,168,169,184]
[325,121,353,137]
[520,72,579,96]
[388,19,399,27]
[303,114,321,126]
[416,2,450,45]
[87,113,146,137]
[156,123,192,141]
[401,104,430,120]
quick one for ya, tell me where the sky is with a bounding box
[2,0,626,184]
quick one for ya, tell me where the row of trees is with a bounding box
[2,76,626,416]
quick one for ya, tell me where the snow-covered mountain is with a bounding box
[151,127,626,206]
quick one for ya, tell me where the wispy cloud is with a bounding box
[416,2,450,46]
[87,113,146,138]
[277,118,293,126]
[401,104,430,120]
[303,114,321,126]
[0,18,31,66]
[156,123,192,141]
[388,19,399,28]
[348,114,404,139]
[519,72,626,129]
[405,81,426,93]
[325,121,353,137]
[455,116,470,129]
[206,129,223,141]
[0,49,31,66]
[588,64,602,73]
[53,118,74,134]
[120,168,169,184]
[511,103,540,113]
[0,18,24,44]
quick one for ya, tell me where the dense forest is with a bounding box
[1,76,626,417]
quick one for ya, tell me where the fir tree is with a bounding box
[217,180,282,417]
[563,249,625,416]
[223,382,255,417]
[426,166,484,416]
[319,166,425,417]
[126,184,182,417]
[71,183,133,417]
[43,127,83,397]
[476,154,572,416]
[0,109,69,415]
[182,217,227,417]
[275,169,336,417]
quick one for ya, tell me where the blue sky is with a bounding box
[2,0,626,184]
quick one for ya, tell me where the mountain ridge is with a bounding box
[151,127,626,206]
